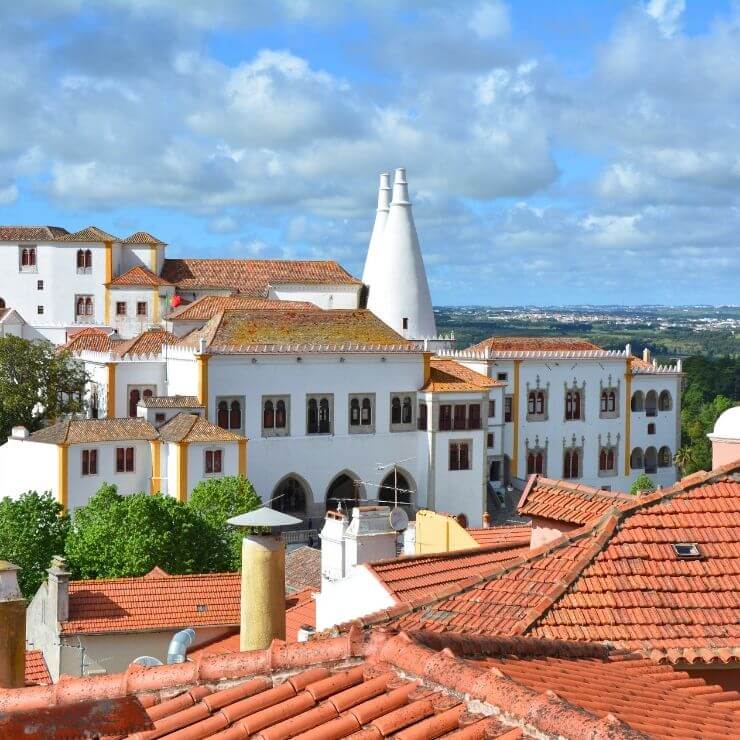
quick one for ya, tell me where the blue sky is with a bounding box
[1,1,738,305]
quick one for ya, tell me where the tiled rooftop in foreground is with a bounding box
[2,629,739,739]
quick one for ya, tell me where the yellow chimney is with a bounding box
[0,561,26,689]
[227,506,302,652]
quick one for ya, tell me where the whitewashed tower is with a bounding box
[361,172,391,289]
[363,168,437,339]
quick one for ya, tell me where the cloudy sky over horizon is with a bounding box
[1,0,739,305]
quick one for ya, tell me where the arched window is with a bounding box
[402,396,412,424]
[599,449,607,471]
[350,398,360,425]
[631,391,644,412]
[600,391,608,413]
[263,399,274,429]
[307,398,318,434]
[76,297,85,316]
[84,249,92,269]
[128,388,141,418]
[90,390,99,419]
[608,390,616,412]
[391,397,402,425]
[77,249,85,270]
[565,390,581,421]
[21,249,30,267]
[527,452,544,475]
[379,470,413,511]
[644,446,657,474]
[229,400,242,430]
[563,449,579,479]
[527,453,535,475]
[630,447,644,470]
[143,388,153,400]
[645,391,657,417]
[217,400,229,429]
[536,391,544,415]
[361,397,372,426]
[599,448,616,473]
[658,446,672,467]
[607,448,615,470]
[272,476,307,515]
[326,473,359,511]
[319,397,331,433]
[275,399,286,428]
[528,392,536,415]
[658,391,671,411]
[85,297,93,316]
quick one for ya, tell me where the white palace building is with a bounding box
[0,169,682,524]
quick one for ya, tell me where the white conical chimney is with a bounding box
[361,173,391,288]
[364,168,437,339]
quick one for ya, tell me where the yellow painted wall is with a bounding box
[238,439,247,477]
[175,442,188,503]
[197,355,209,419]
[414,509,479,555]
[106,363,116,418]
[57,445,69,511]
[150,440,161,494]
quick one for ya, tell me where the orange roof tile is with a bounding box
[2,630,738,739]
[157,413,245,443]
[182,308,417,354]
[468,523,531,548]
[357,463,740,666]
[365,544,530,603]
[167,294,315,321]
[161,258,360,294]
[420,358,504,393]
[29,418,159,445]
[0,225,69,241]
[121,231,165,245]
[517,475,634,525]
[57,225,118,242]
[61,326,117,353]
[467,336,603,352]
[24,650,51,686]
[108,266,172,287]
[114,328,179,356]
[137,395,203,409]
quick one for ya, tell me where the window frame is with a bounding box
[127,385,155,418]
[116,301,127,317]
[215,395,246,434]
[19,246,38,273]
[204,448,224,476]
[418,402,428,431]
[348,393,375,435]
[306,393,334,436]
[262,395,291,437]
[136,301,148,318]
[598,446,617,477]
[389,392,416,432]
[74,294,95,323]
[81,448,98,477]
[449,440,472,471]
[562,448,580,479]
[488,399,496,418]
[115,446,135,473]
[599,387,620,419]
[504,395,513,423]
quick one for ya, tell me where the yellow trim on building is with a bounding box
[150,439,161,494]
[106,363,116,418]
[149,244,158,273]
[197,354,210,418]
[422,352,432,385]
[152,287,160,324]
[175,442,188,503]
[57,445,69,511]
[238,439,248,477]
[414,509,478,554]
[624,358,633,476]
[511,359,521,478]
[104,241,113,325]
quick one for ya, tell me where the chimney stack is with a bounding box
[361,173,391,289]
[0,561,25,689]
[227,507,302,652]
[643,347,651,363]
[47,555,70,624]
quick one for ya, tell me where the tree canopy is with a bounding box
[0,336,88,439]
[0,491,70,598]
[630,473,656,495]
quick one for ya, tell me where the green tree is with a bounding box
[0,491,70,598]
[630,474,656,495]
[0,336,88,439]
[65,485,227,580]
[188,476,262,570]
[678,394,734,475]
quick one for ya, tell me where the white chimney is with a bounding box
[364,168,437,340]
[361,172,391,290]
[10,426,29,440]
[625,343,632,357]
[319,510,349,586]
[343,506,397,571]
[47,555,70,624]
[643,348,651,363]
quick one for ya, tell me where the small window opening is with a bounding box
[672,542,702,560]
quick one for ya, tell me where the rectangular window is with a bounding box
[402,317,408,330]
[216,396,245,433]
[155,413,166,425]
[37,280,44,291]
[307,394,333,435]
[504,396,513,423]
[490,460,501,481]
[205,449,223,474]
[468,404,482,430]
[19,246,37,272]
[390,393,416,431]
[453,404,467,430]
[488,399,495,418]
[81,449,98,476]
[115,446,135,473]
[487,432,494,448]
[37,305,44,315]
[136,301,147,317]
[439,404,452,431]
[116,302,127,317]
[449,441,471,471]
[497,372,508,382]
[417,402,428,431]
[648,423,656,435]
[348,394,374,434]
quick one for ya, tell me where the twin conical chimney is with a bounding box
[363,168,437,339]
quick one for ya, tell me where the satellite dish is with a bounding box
[131,656,163,667]
[389,507,409,532]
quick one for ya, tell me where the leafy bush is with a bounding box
[630,474,656,495]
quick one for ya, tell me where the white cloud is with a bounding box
[646,0,685,38]
[469,1,511,40]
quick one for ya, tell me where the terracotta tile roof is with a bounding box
[24,650,51,686]
[182,308,418,354]
[468,523,532,549]
[56,225,118,242]
[365,543,530,603]
[108,266,172,287]
[352,463,740,667]
[3,630,738,739]
[161,258,361,294]
[137,395,203,409]
[157,413,245,443]
[517,475,634,526]
[420,358,504,393]
[467,336,603,352]
[61,326,117,353]
[167,294,315,321]
[121,231,165,245]
[29,418,159,445]
[114,328,179,357]
[0,225,69,241]
[61,568,241,635]
[285,546,321,593]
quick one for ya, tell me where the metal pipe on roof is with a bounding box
[166,628,195,664]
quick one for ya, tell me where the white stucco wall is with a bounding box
[107,287,159,337]
[0,438,57,500]
[268,284,360,310]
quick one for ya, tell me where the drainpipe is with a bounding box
[166,628,195,664]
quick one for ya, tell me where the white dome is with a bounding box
[710,406,740,441]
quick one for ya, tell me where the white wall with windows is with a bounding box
[108,287,159,337]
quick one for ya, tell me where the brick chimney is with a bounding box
[47,555,70,624]
[0,561,26,688]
